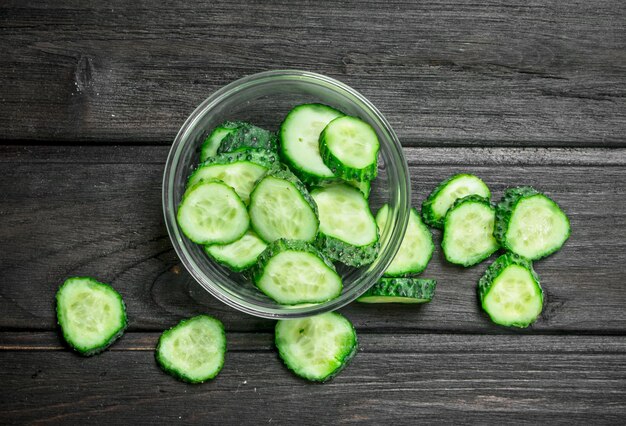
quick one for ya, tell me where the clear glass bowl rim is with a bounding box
[162,69,411,319]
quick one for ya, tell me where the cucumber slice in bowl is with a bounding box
[495,187,570,260]
[205,230,268,272]
[249,169,319,243]
[177,180,249,245]
[253,239,342,305]
[442,195,499,267]
[275,312,357,382]
[188,149,279,204]
[56,277,127,356]
[357,278,437,304]
[311,184,379,267]
[478,253,543,328]
[217,123,278,155]
[376,204,434,277]
[156,315,226,384]
[199,120,246,162]
[422,174,491,228]
[279,103,344,184]
[319,116,379,182]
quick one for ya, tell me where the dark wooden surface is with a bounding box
[1,1,625,424]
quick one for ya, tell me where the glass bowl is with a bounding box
[163,70,410,319]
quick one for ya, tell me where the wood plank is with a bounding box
[1,334,625,423]
[1,145,624,333]
[1,0,625,145]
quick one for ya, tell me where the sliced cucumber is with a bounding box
[188,150,278,204]
[275,312,357,382]
[376,204,434,277]
[249,169,319,243]
[349,179,371,200]
[357,278,436,303]
[156,315,226,383]
[177,180,249,245]
[311,184,379,267]
[205,230,268,272]
[253,239,342,305]
[56,277,127,356]
[478,253,543,328]
[199,120,245,162]
[279,103,344,184]
[217,123,278,155]
[319,116,379,182]
[422,174,491,228]
[495,187,570,260]
[442,195,499,267]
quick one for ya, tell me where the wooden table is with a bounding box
[2,1,625,423]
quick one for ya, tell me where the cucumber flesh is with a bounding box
[56,277,127,356]
[205,230,268,272]
[249,170,319,243]
[319,116,379,182]
[422,174,491,228]
[495,187,570,260]
[199,121,244,161]
[279,103,344,184]
[254,239,342,305]
[156,315,226,383]
[442,195,499,267]
[357,278,436,304]
[177,180,249,245]
[311,184,379,266]
[275,312,357,382]
[478,253,543,328]
[376,204,434,277]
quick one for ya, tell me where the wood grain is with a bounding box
[1,333,625,423]
[1,145,625,333]
[1,0,625,145]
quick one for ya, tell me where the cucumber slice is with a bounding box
[56,277,127,356]
[478,253,543,328]
[319,116,379,182]
[177,180,249,245]
[357,278,436,303]
[349,179,371,200]
[311,184,379,267]
[156,315,226,384]
[275,312,357,382]
[188,150,279,204]
[204,230,268,272]
[253,239,342,305]
[495,187,570,260]
[217,123,278,155]
[279,103,345,184]
[249,169,319,243]
[422,174,491,228]
[442,195,500,267]
[199,120,245,162]
[376,204,434,277]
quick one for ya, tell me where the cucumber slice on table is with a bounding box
[422,174,491,228]
[188,149,279,204]
[249,169,319,243]
[311,184,379,267]
[376,204,434,277]
[253,239,342,305]
[319,116,379,182]
[442,195,499,267]
[279,103,344,184]
[357,278,437,304]
[199,120,246,162]
[156,315,226,384]
[275,312,357,382]
[217,122,278,155]
[56,277,127,356]
[177,180,249,245]
[494,187,570,260]
[478,253,543,328]
[205,230,268,272]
